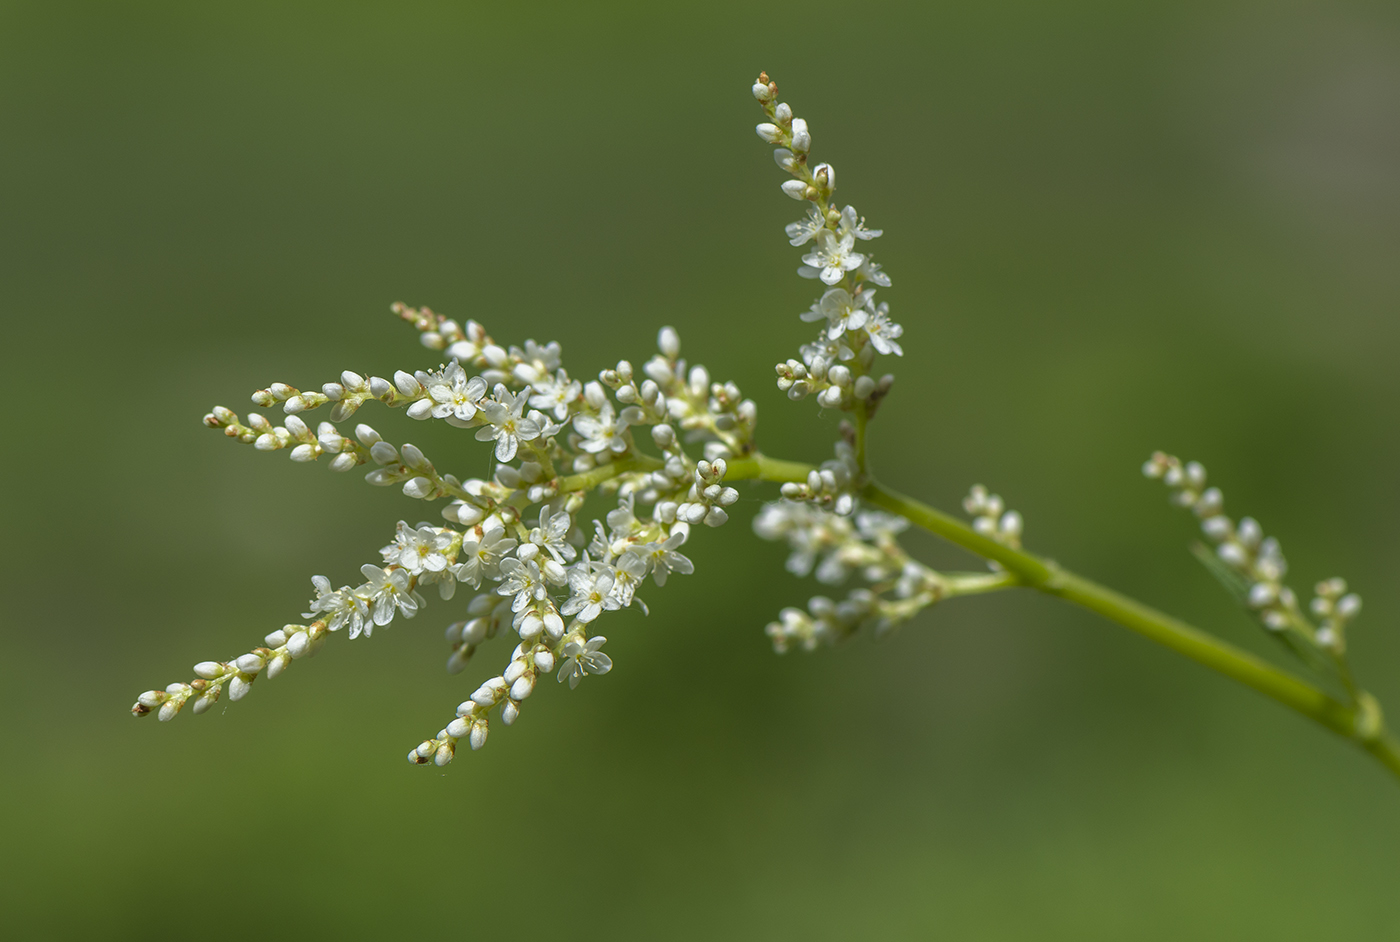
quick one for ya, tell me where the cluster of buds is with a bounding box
[1312,578,1362,653]
[752,72,827,204]
[779,442,859,515]
[132,622,329,720]
[756,502,1015,650]
[1144,452,1363,669]
[963,485,1024,551]
[766,592,875,652]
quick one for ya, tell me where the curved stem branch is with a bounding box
[856,477,1400,781]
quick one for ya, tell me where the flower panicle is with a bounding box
[1144,451,1363,681]
[141,319,762,769]
[131,620,331,721]
[754,498,995,650]
[753,72,903,420]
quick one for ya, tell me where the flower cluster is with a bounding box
[963,485,1025,551]
[1143,451,1363,686]
[134,315,766,768]
[754,502,1014,651]
[745,73,1021,654]
[754,72,901,419]
[134,73,948,770]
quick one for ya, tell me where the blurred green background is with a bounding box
[3,1,1399,938]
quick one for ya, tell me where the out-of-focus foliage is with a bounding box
[2,1,1398,938]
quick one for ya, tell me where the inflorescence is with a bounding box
[131,72,923,768]
[1143,451,1366,700]
[131,72,1374,773]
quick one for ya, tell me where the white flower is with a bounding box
[639,531,694,586]
[855,511,908,541]
[605,495,640,539]
[560,561,619,623]
[799,333,853,368]
[423,360,488,425]
[453,527,518,588]
[573,402,630,454]
[785,208,826,246]
[802,287,870,338]
[863,303,903,356]
[800,230,865,286]
[496,557,548,613]
[856,257,891,287]
[357,564,420,632]
[836,205,882,241]
[604,550,649,609]
[527,368,582,421]
[753,501,855,581]
[512,340,563,378]
[383,521,454,574]
[417,568,458,601]
[475,388,542,462]
[766,607,817,653]
[304,575,368,636]
[529,510,578,563]
[556,636,613,689]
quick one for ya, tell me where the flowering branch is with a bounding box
[127,71,1398,786]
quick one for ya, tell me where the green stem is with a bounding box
[555,453,665,493]
[852,400,869,473]
[725,450,1398,780]
[725,453,815,485]
[858,478,1400,781]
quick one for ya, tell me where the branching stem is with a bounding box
[727,452,1400,782]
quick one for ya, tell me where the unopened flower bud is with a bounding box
[790,118,810,154]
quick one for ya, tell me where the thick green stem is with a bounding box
[857,478,1400,781]
[725,453,814,484]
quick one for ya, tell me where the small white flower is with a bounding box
[785,208,826,246]
[855,511,909,541]
[383,521,455,574]
[357,564,420,631]
[560,561,619,623]
[452,527,518,588]
[863,303,903,356]
[515,339,563,373]
[424,360,488,425]
[556,636,613,689]
[856,257,891,287]
[802,287,871,339]
[527,368,583,421]
[573,402,630,455]
[496,557,548,613]
[836,205,882,241]
[639,531,694,587]
[475,388,542,462]
[529,510,578,563]
[304,575,368,637]
[801,230,865,286]
[604,550,649,609]
[605,495,640,539]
